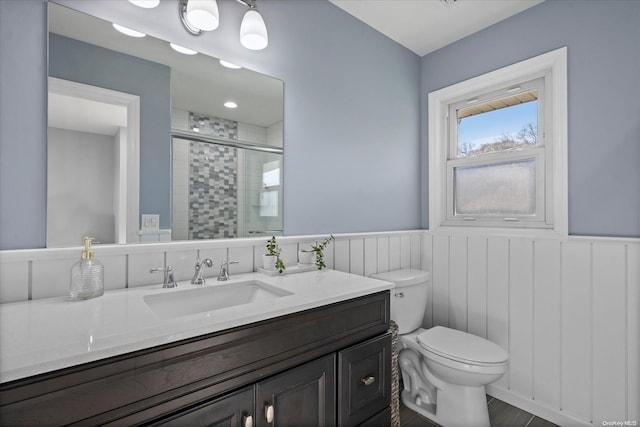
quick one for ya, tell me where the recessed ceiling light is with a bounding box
[170,43,198,55]
[112,23,146,38]
[127,0,160,8]
[219,60,242,69]
[224,101,238,109]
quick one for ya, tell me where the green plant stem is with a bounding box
[311,235,335,270]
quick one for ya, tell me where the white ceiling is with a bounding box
[49,92,127,136]
[329,0,544,56]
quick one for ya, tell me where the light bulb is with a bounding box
[240,9,268,50]
[224,101,238,109]
[186,0,219,32]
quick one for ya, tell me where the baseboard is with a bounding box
[485,385,593,427]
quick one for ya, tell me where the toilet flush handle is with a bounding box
[394,291,404,298]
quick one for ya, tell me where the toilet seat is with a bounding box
[416,326,508,367]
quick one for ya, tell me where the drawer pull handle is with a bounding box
[265,404,274,423]
[243,415,253,427]
[394,291,404,298]
[361,376,376,386]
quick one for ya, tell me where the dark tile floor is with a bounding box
[399,394,559,427]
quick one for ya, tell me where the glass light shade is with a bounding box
[127,0,160,8]
[112,23,146,38]
[186,0,219,31]
[240,9,268,50]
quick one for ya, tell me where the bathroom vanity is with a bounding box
[0,270,393,426]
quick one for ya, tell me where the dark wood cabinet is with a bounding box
[152,386,254,427]
[256,354,335,427]
[338,333,392,426]
[0,291,390,426]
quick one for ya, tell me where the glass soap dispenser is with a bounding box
[70,237,104,300]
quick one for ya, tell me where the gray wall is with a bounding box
[0,0,48,249]
[4,0,636,249]
[0,0,421,249]
[49,33,171,230]
[420,0,640,237]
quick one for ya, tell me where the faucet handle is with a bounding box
[150,265,178,288]
[218,260,239,281]
[150,265,173,276]
[221,260,239,267]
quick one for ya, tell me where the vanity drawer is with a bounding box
[338,333,392,426]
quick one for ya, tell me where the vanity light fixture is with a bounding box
[127,0,160,8]
[179,0,269,51]
[224,101,238,109]
[112,23,146,38]
[240,1,268,50]
[180,0,219,34]
[170,43,198,55]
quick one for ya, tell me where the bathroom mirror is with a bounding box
[46,3,284,247]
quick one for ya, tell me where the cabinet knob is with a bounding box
[361,376,376,386]
[265,404,274,423]
[243,414,253,427]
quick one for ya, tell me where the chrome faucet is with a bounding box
[191,258,214,285]
[150,265,178,288]
[217,261,239,281]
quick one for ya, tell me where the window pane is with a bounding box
[260,190,278,217]
[457,91,538,158]
[262,160,281,187]
[454,159,536,216]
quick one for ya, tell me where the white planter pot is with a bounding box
[298,250,315,265]
[263,254,277,271]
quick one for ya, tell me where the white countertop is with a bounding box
[0,269,393,384]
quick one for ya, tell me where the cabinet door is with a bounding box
[359,407,391,427]
[255,355,336,427]
[151,386,254,427]
[338,333,392,426]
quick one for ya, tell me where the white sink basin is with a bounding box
[143,280,293,319]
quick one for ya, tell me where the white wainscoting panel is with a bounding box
[628,243,640,424]
[0,231,426,305]
[532,239,561,408]
[1,230,636,426]
[423,233,639,426]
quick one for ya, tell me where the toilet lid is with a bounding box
[416,326,509,364]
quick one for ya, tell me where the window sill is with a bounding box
[429,224,568,241]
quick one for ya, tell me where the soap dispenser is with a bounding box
[70,237,104,300]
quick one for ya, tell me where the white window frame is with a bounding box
[428,47,568,238]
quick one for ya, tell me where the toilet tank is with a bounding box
[371,269,430,334]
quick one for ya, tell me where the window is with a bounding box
[428,48,567,236]
[260,160,281,217]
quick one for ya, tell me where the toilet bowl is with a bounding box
[371,269,509,427]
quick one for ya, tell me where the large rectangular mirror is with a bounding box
[47,3,283,247]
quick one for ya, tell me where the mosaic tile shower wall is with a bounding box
[189,113,238,139]
[189,142,238,239]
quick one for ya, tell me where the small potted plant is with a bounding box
[264,236,285,273]
[311,235,335,270]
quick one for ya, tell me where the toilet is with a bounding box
[371,269,509,427]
